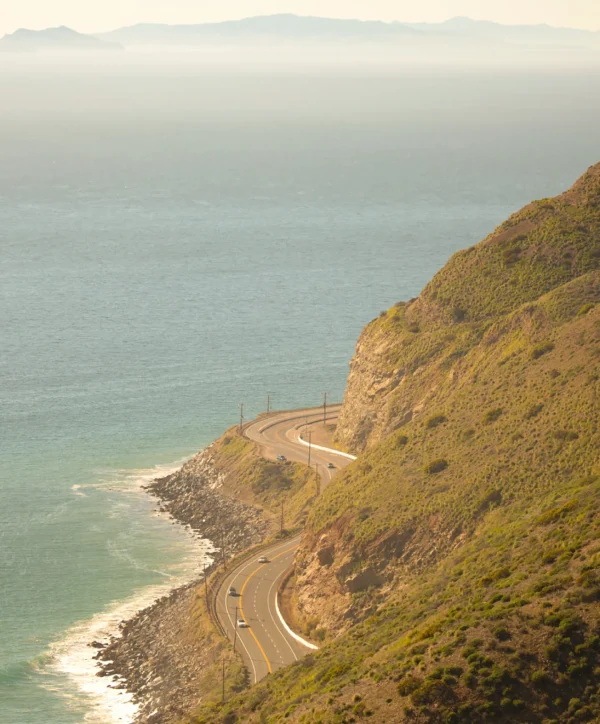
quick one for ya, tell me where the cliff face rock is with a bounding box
[336,162,600,452]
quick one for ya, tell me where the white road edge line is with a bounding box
[295,433,357,461]
[221,537,302,683]
[274,591,319,651]
[267,563,299,663]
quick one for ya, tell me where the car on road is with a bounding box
[328,462,336,469]
[228,586,236,596]
[276,454,287,461]
[237,619,249,628]
[257,556,269,564]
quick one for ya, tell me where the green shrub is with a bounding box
[532,341,555,359]
[553,430,579,442]
[493,626,511,642]
[425,459,449,475]
[426,415,448,429]
[481,567,511,585]
[525,404,544,419]
[531,670,552,688]
[578,303,595,316]
[411,680,455,706]
[397,675,423,697]
[502,247,522,265]
[536,500,577,525]
[353,701,366,716]
[483,408,503,424]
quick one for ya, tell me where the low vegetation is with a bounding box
[212,430,321,532]
[189,164,600,722]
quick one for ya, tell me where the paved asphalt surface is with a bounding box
[215,406,354,683]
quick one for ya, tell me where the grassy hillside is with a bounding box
[336,163,600,451]
[213,428,321,532]
[191,164,600,723]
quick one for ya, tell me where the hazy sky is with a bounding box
[1,0,599,35]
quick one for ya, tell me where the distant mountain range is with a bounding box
[98,14,421,46]
[0,15,598,54]
[0,26,122,53]
[407,16,600,47]
[97,14,600,50]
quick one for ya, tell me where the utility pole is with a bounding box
[280,500,284,533]
[203,562,208,605]
[323,392,327,424]
[307,430,313,467]
[221,531,226,569]
[267,394,270,414]
[233,606,238,652]
[222,657,226,703]
[239,403,244,434]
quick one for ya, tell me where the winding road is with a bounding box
[214,406,356,683]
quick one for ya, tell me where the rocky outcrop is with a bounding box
[99,583,218,724]
[334,316,410,451]
[98,443,270,723]
[147,445,269,556]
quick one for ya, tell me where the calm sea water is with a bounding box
[1,60,599,723]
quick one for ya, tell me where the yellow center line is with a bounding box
[238,544,298,674]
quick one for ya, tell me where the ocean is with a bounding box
[1,58,599,723]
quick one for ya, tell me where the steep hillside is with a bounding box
[193,164,600,723]
[336,163,600,452]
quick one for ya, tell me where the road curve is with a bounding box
[214,406,353,683]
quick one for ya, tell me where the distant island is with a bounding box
[1,15,598,56]
[97,13,600,50]
[0,26,123,53]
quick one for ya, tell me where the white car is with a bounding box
[237,619,249,628]
[258,556,269,564]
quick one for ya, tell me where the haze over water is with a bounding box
[1,58,599,722]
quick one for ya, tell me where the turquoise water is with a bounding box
[1,62,600,723]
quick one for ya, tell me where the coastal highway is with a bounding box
[214,407,356,683]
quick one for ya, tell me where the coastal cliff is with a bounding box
[203,163,600,723]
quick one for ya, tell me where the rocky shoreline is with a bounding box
[95,444,270,723]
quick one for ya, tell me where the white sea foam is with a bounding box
[46,458,214,724]
[72,457,188,497]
